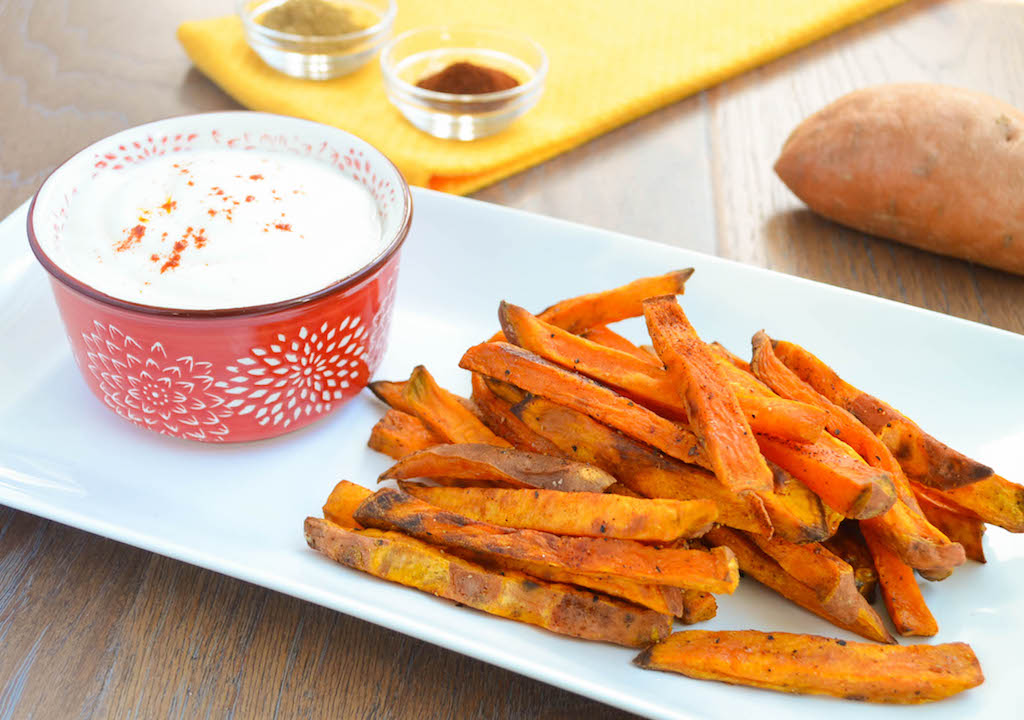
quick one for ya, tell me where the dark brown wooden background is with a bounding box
[1,0,1021,717]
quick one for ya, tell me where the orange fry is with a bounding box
[367,409,443,460]
[501,302,826,443]
[930,475,1024,533]
[460,341,710,468]
[861,523,938,637]
[643,297,773,495]
[581,325,662,365]
[916,490,986,563]
[469,373,565,456]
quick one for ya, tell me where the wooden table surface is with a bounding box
[1,0,1022,717]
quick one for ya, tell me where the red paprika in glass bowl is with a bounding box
[26,112,412,443]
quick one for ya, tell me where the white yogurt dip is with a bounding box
[41,149,384,309]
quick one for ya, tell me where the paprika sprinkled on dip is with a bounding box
[42,150,384,310]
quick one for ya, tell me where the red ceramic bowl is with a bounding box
[27,112,412,442]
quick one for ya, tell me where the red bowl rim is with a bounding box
[26,112,413,320]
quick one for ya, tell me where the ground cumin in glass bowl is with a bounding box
[239,0,396,80]
[381,26,548,140]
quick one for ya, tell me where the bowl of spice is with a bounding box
[381,26,547,140]
[239,0,396,80]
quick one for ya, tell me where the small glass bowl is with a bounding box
[238,0,396,80]
[381,26,547,141]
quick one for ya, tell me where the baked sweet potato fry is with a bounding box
[460,341,710,468]
[581,325,662,365]
[679,590,718,625]
[367,409,443,460]
[305,517,672,647]
[822,522,879,602]
[367,379,417,416]
[931,474,1024,533]
[399,485,718,542]
[605,482,643,497]
[749,535,862,623]
[752,332,964,572]
[642,297,773,494]
[500,301,827,443]
[537,268,694,333]
[916,490,986,563]
[454,549,686,617]
[760,461,837,545]
[770,338,993,489]
[511,395,774,538]
[353,488,739,592]
[706,527,894,644]
[397,366,511,446]
[322,480,372,528]
[634,630,983,703]
[861,523,938,637]
[469,373,564,456]
[380,443,615,493]
[707,341,752,373]
[756,434,895,519]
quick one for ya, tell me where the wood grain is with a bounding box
[1,0,1022,718]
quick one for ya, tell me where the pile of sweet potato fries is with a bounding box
[304,269,1014,703]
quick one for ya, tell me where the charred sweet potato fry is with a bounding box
[511,395,774,538]
[642,297,773,495]
[706,527,893,644]
[367,409,443,460]
[322,480,372,528]
[749,535,862,624]
[930,475,1024,533]
[861,523,938,637]
[457,550,686,617]
[581,325,661,365]
[771,338,993,489]
[501,302,826,443]
[396,366,510,446]
[634,630,983,703]
[916,490,986,563]
[460,341,710,468]
[305,517,671,647]
[367,379,417,416]
[822,522,879,602]
[353,488,739,592]
[752,332,964,572]
[469,373,565,456]
[380,443,615,493]
[399,485,718,542]
[537,268,694,334]
[756,434,895,519]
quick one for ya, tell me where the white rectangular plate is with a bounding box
[2,188,1023,719]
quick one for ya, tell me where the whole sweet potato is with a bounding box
[775,84,1024,274]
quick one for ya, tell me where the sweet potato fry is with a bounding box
[756,434,895,519]
[399,485,718,542]
[511,395,775,538]
[469,373,564,456]
[395,366,510,446]
[456,550,686,617]
[322,480,372,528]
[861,523,938,637]
[605,482,643,497]
[752,332,964,572]
[642,297,773,494]
[501,301,826,443]
[679,590,718,625]
[771,338,994,489]
[916,490,986,563]
[749,534,862,623]
[460,341,710,468]
[353,488,739,592]
[706,526,894,644]
[822,522,879,602]
[707,341,752,373]
[581,325,661,365]
[759,461,836,545]
[537,268,694,333]
[380,443,615,493]
[367,379,417,416]
[930,474,1024,533]
[305,517,671,647]
[633,630,983,703]
[367,409,443,460]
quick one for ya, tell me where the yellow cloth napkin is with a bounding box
[179,0,903,195]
